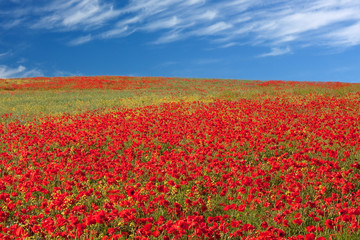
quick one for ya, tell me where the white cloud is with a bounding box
[0,65,25,78]
[197,10,217,21]
[183,0,205,6]
[143,16,180,31]
[253,7,360,44]
[3,0,360,53]
[115,16,141,28]
[220,42,237,48]
[69,34,93,45]
[1,18,24,29]
[118,0,182,16]
[53,69,83,77]
[327,22,360,47]
[193,58,220,65]
[0,52,9,57]
[0,65,43,78]
[32,0,120,30]
[195,22,232,35]
[154,31,183,44]
[258,46,292,57]
[108,0,360,50]
[100,26,132,39]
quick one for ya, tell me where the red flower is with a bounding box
[293,219,303,226]
[261,221,268,229]
[305,233,315,240]
[15,226,28,237]
[306,225,316,233]
[238,204,246,212]
[325,219,335,229]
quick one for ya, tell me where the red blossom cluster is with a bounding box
[0,76,247,93]
[0,76,169,91]
[0,85,360,239]
[1,77,352,94]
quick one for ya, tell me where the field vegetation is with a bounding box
[0,76,360,239]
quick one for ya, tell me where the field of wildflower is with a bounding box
[0,76,360,239]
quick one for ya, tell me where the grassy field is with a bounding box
[0,76,360,239]
[1,76,359,123]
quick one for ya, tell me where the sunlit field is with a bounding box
[0,76,360,239]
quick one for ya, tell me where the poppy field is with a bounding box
[0,76,360,239]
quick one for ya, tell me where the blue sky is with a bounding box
[0,0,360,82]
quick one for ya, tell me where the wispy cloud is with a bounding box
[52,69,83,77]
[143,16,180,31]
[1,18,24,29]
[250,2,360,45]
[326,22,360,47]
[195,22,232,36]
[2,0,360,53]
[0,65,43,78]
[69,34,93,46]
[193,58,221,65]
[32,0,120,30]
[103,0,360,52]
[0,51,10,57]
[153,31,184,44]
[258,47,292,58]
[100,26,134,39]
